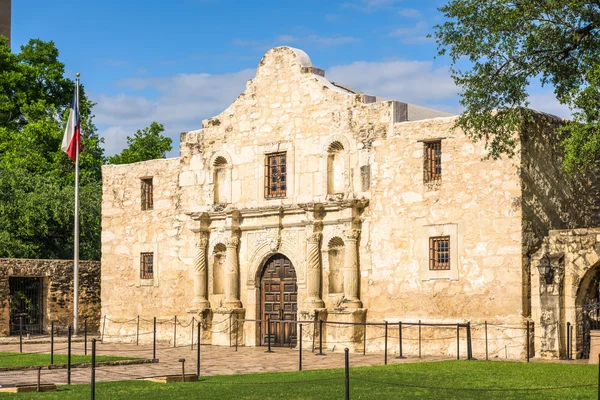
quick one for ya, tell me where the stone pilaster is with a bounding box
[305,232,325,309]
[343,229,362,308]
[191,231,210,311]
[224,236,241,308]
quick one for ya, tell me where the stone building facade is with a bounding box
[101,47,599,358]
[0,258,101,336]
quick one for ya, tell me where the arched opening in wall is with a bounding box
[213,156,228,204]
[576,263,600,359]
[259,254,297,347]
[212,243,226,295]
[328,237,345,294]
[327,141,345,194]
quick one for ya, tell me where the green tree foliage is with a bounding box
[0,37,104,260]
[433,1,600,172]
[108,122,173,165]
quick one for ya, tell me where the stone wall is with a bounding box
[0,258,101,335]
[520,115,600,319]
[0,0,10,45]
[100,46,599,358]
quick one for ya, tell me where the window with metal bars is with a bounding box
[141,178,153,210]
[429,236,450,270]
[140,252,154,279]
[264,152,287,198]
[424,141,442,183]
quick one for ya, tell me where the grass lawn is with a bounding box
[0,361,597,399]
[0,352,136,368]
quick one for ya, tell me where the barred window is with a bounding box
[429,236,450,270]
[264,152,287,198]
[140,252,154,279]
[424,141,442,183]
[141,178,153,210]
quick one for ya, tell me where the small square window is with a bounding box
[264,152,287,198]
[424,141,442,183]
[141,178,153,210]
[140,252,154,279]
[429,236,450,270]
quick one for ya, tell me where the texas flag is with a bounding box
[61,90,80,162]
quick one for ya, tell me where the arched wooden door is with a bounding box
[261,254,297,346]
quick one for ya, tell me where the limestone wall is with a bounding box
[100,47,583,358]
[0,258,100,335]
[101,158,196,322]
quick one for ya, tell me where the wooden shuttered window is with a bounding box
[429,236,450,270]
[141,178,153,210]
[264,152,287,199]
[424,141,442,183]
[140,252,154,279]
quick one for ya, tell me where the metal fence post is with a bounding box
[235,319,239,352]
[174,315,177,348]
[19,316,23,353]
[526,320,530,362]
[67,325,72,385]
[265,316,274,353]
[299,323,303,371]
[136,315,140,346]
[101,315,106,343]
[37,367,41,392]
[467,322,472,360]
[179,358,186,382]
[153,317,157,360]
[396,321,404,359]
[50,321,54,365]
[456,323,460,360]
[229,314,233,348]
[597,353,600,400]
[418,320,422,358]
[345,348,350,400]
[384,321,388,365]
[191,317,195,350]
[363,320,367,356]
[84,319,88,356]
[567,321,571,360]
[316,319,325,356]
[91,338,96,400]
[485,321,489,361]
[197,321,201,376]
[570,323,574,360]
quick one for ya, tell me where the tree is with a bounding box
[0,37,104,260]
[433,1,600,172]
[108,122,173,165]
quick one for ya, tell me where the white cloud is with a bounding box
[95,69,254,157]
[327,59,458,104]
[342,0,403,12]
[96,58,461,157]
[527,91,572,119]
[398,8,422,18]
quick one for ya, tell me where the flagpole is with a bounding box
[73,73,80,336]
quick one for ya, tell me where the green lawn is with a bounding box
[0,361,597,399]
[0,352,136,368]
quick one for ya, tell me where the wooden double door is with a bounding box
[261,254,297,346]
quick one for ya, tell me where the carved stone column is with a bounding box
[192,231,210,311]
[224,236,241,308]
[305,232,325,309]
[343,229,362,308]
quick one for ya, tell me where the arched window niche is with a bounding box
[328,237,345,294]
[212,243,226,295]
[327,141,345,194]
[209,152,232,205]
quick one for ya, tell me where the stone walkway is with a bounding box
[0,341,454,386]
[0,341,587,387]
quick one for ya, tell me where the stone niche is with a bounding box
[0,258,101,336]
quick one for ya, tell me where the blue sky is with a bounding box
[11,0,567,156]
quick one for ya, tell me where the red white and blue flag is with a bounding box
[61,90,80,162]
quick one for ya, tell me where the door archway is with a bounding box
[576,265,600,359]
[260,254,297,346]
